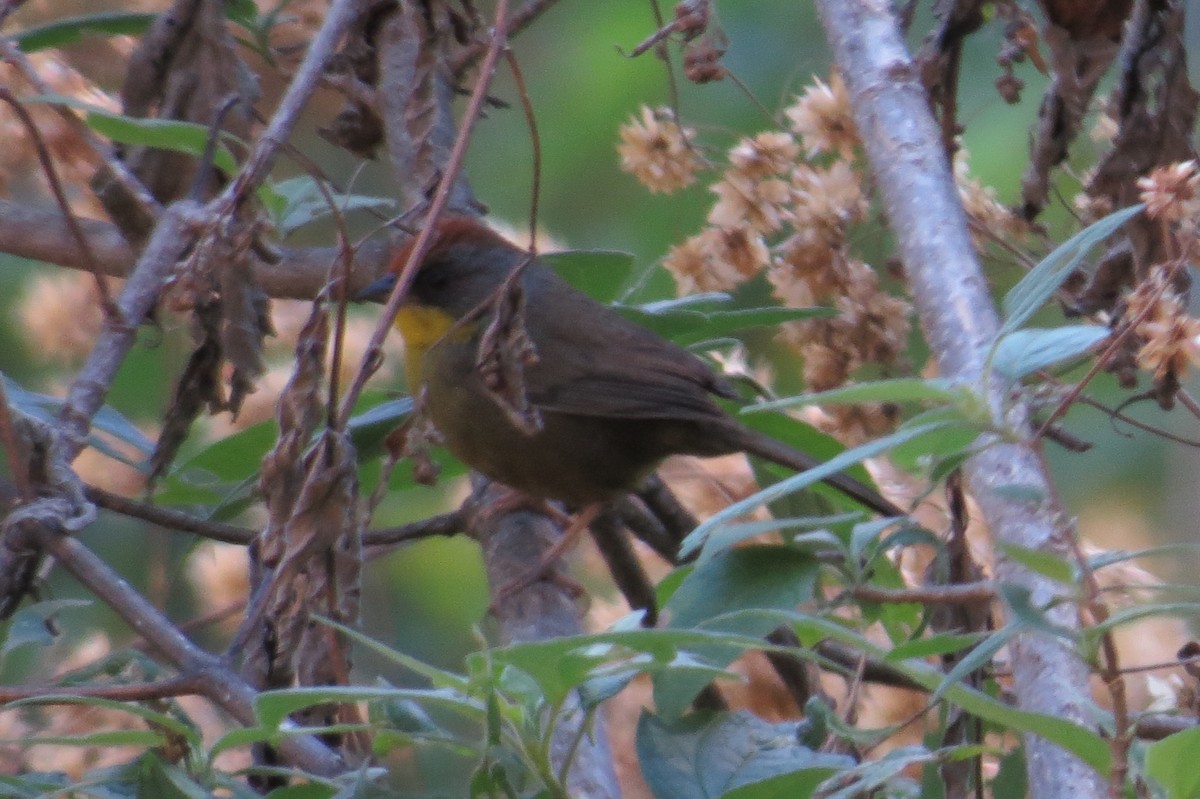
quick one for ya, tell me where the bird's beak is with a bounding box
[354,273,396,303]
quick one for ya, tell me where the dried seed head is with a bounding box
[617,105,702,194]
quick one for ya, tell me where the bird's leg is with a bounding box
[472,482,572,526]
[488,502,603,611]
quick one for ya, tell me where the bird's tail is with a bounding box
[728,425,905,518]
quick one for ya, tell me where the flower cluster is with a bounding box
[1126,268,1200,385]
[617,106,703,194]
[620,75,913,441]
[954,147,1029,245]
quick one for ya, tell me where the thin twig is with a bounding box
[0,198,392,301]
[337,0,515,427]
[0,674,204,704]
[450,0,563,73]
[58,204,198,461]
[85,486,254,545]
[218,0,364,211]
[1034,259,1181,442]
[503,49,542,248]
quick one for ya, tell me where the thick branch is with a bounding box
[816,2,1104,797]
[0,199,390,299]
[471,483,620,799]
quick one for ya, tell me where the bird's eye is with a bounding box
[419,267,452,295]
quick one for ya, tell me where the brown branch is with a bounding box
[57,204,198,461]
[0,89,115,314]
[363,511,464,547]
[0,199,391,299]
[470,480,620,799]
[1135,713,1196,740]
[40,531,343,775]
[85,486,254,545]
[218,0,365,211]
[89,483,461,550]
[0,381,33,502]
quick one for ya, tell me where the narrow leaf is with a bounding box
[680,421,952,561]
[991,326,1109,381]
[1001,204,1142,333]
[746,378,962,412]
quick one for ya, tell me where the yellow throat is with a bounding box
[393,304,464,390]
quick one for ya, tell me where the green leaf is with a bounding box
[14,12,157,52]
[135,754,211,799]
[262,785,337,799]
[256,687,483,732]
[2,599,91,658]
[654,548,821,717]
[991,326,1109,381]
[775,610,1110,772]
[4,694,199,744]
[1146,727,1200,799]
[264,176,395,237]
[698,515,857,564]
[930,625,1018,704]
[311,615,470,692]
[345,397,414,460]
[24,95,242,175]
[0,773,70,797]
[885,632,988,662]
[817,745,932,799]
[991,747,1028,799]
[636,711,853,799]
[666,547,819,629]
[619,302,834,346]
[485,628,766,709]
[746,378,963,412]
[681,421,954,562]
[0,729,166,748]
[154,420,277,505]
[996,543,1075,584]
[1001,203,1142,333]
[543,250,637,303]
[4,374,153,467]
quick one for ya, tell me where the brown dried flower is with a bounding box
[708,172,791,233]
[791,160,868,237]
[728,132,799,179]
[663,226,768,293]
[1127,270,1200,381]
[617,105,703,193]
[785,74,859,160]
[1137,161,1199,222]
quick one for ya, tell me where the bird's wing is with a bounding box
[521,283,736,421]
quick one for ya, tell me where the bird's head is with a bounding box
[356,216,523,319]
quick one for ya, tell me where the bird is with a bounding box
[359,216,903,523]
